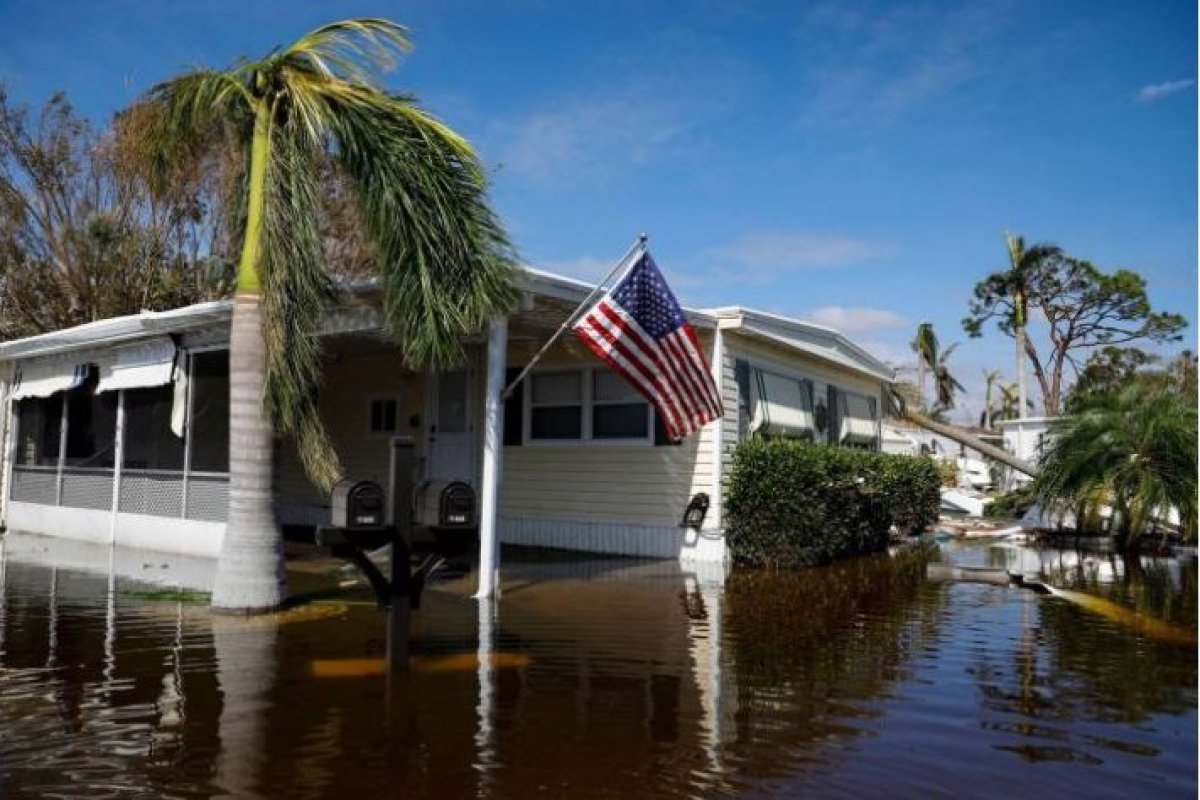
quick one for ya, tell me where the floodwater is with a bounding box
[0,535,1194,799]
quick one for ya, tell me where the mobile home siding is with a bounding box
[498,331,717,532]
[274,347,427,516]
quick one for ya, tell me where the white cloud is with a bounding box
[490,28,752,185]
[796,1,1012,126]
[708,230,892,272]
[499,98,692,184]
[805,305,908,333]
[1137,79,1195,103]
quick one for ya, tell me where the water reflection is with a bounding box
[0,534,1194,798]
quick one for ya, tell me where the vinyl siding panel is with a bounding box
[499,331,715,531]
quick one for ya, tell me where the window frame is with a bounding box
[522,366,655,447]
[749,367,815,441]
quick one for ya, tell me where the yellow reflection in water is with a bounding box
[1048,588,1197,646]
[310,652,532,678]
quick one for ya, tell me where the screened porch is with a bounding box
[7,341,230,524]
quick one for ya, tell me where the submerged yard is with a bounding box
[0,534,1194,798]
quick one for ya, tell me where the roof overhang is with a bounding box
[708,307,895,383]
[0,301,233,362]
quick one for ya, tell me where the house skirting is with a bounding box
[5,501,224,559]
[499,515,727,563]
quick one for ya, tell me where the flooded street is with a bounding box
[0,535,1194,799]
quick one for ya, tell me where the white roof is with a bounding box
[0,266,893,383]
[0,301,232,361]
[707,307,894,382]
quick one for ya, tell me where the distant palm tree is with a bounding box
[931,341,965,412]
[136,19,519,611]
[980,369,1003,429]
[912,322,937,410]
[1037,379,1198,550]
[994,382,1032,422]
[1001,233,1061,423]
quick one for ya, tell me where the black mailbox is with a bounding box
[417,480,476,530]
[331,479,386,529]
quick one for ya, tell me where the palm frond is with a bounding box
[1037,380,1197,545]
[131,70,253,195]
[258,109,341,489]
[323,86,519,369]
[277,18,411,88]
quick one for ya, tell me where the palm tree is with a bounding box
[1001,233,1061,425]
[1036,379,1198,550]
[994,381,1031,423]
[979,369,1002,430]
[931,341,965,413]
[136,19,519,612]
[912,322,937,410]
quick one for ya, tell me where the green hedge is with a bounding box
[726,439,941,568]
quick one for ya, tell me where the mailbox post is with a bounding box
[387,436,415,673]
[313,436,421,674]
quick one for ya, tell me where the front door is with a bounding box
[427,368,475,484]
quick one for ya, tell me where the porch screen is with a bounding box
[838,391,878,445]
[95,337,175,394]
[750,369,814,439]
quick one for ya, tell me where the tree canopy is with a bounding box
[0,86,237,340]
[964,246,1187,416]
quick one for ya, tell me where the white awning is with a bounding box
[751,369,814,438]
[95,337,176,394]
[840,391,878,444]
[10,358,90,400]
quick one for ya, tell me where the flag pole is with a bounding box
[501,234,648,401]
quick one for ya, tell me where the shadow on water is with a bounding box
[0,532,1194,798]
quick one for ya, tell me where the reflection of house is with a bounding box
[0,267,892,563]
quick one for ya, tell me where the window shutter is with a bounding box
[503,368,524,446]
[826,385,840,445]
[734,359,751,441]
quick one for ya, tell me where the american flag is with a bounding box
[573,251,723,441]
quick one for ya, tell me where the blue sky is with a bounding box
[1,0,1195,420]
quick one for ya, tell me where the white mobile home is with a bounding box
[0,267,893,564]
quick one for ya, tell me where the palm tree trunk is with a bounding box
[211,103,287,613]
[917,356,926,411]
[904,409,1038,477]
[1015,322,1028,457]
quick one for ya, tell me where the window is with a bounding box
[529,371,583,440]
[189,350,230,472]
[122,384,185,470]
[838,390,879,449]
[749,368,814,440]
[525,368,652,443]
[14,369,117,468]
[592,370,650,440]
[64,370,117,467]
[369,398,398,434]
[15,395,62,467]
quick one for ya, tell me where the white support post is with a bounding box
[1,385,16,527]
[708,326,725,534]
[474,317,508,600]
[108,390,126,544]
[55,392,68,506]
[180,353,195,518]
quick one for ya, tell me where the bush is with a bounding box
[726,439,941,569]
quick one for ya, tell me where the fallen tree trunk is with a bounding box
[903,410,1038,478]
